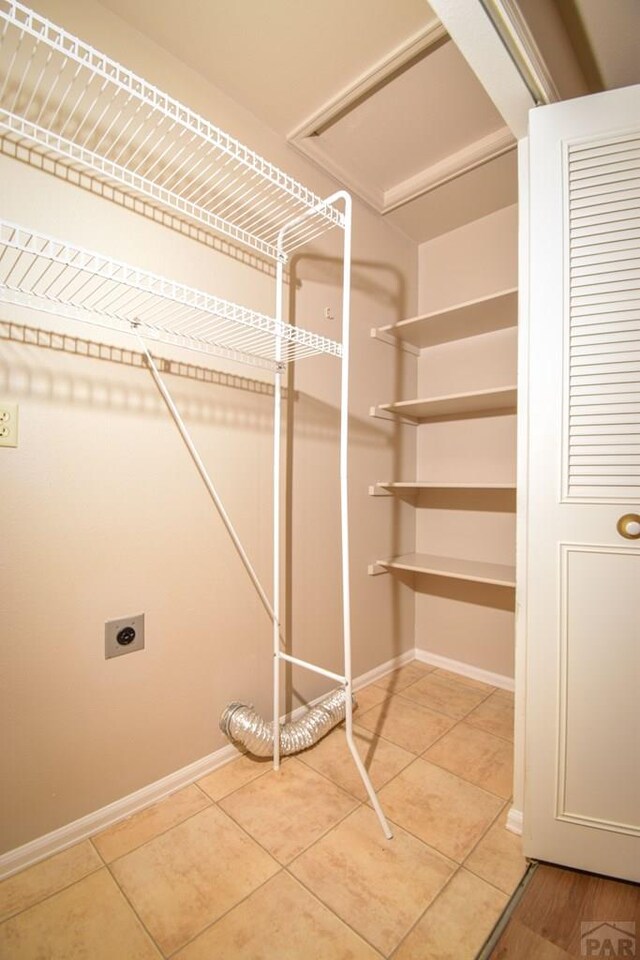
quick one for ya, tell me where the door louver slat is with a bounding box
[567,135,640,499]
[571,227,640,248]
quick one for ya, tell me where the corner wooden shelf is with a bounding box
[370,553,516,588]
[368,286,518,601]
[371,287,517,349]
[373,386,517,422]
[370,481,517,495]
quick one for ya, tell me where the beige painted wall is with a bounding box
[0,0,418,853]
[415,205,518,677]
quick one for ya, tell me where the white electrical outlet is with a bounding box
[0,402,18,448]
[105,614,145,659]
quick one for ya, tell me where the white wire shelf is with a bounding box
[0,0,344,262]
[0,220,343,370]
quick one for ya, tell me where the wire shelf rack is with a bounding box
[0,5,393,840]
[0,220,343,370]
[0,0,344,262]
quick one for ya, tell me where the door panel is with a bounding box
[525,84,640,882]
[560,546,640,832]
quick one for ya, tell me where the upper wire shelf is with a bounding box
[0,220,343,370]
[0,0,344,262]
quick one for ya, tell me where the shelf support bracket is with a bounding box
[369,405,417,426]
[369,327,420,356]
[368,484,393,497]
[368,563,389,576]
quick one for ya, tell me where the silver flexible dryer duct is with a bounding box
[219,686,355,757]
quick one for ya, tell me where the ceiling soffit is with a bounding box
[288,25,516,220]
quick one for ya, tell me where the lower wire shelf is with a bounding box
[0,219,342,371]
[371,553,516,588]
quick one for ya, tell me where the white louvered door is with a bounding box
[524,86,640,882]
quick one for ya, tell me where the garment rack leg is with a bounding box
[335,191,392,840]
[273,259,284,771]
[273,195,393,839]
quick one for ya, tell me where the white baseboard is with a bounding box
[0,648,413,880]
[353,648,414,691]
[414,648,515,692]
[506,806,523,835]
[0,742,239,881]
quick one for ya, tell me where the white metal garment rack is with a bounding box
[0,0,393,838]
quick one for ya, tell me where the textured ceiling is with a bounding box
[97,0,436,137]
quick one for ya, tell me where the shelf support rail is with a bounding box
[275,193,393,840]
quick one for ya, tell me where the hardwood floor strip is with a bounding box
[489,918,572,958]
[482,861,640,960]
[475,861,539,959]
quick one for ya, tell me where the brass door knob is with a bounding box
[617,514,640,540]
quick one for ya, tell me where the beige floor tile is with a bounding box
[354,683,388,713]
[174,871,381,960]
[393,868,507,960]
[399,673,491,719]
[431,668,495,692]
[0,841,102,923]
[92,784,210,863]
[291,806,456,956]
[197,752,272,801]
[377,759,503,862]
[356,696,456,754]
[424,722,514,799]
[110,804,278,955]
[465,690,515,741]
[465,811,528,895]
[372,661,434,694]
[219,758,358,864]
[0,868,160,959]
[298,723,414,800]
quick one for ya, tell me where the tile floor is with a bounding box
[0,661,528,959]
